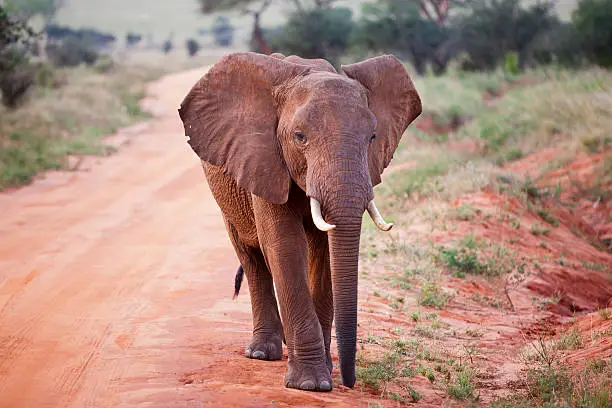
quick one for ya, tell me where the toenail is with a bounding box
[300,380,316,390]
[252,350,265,359]
[319,380,331,391]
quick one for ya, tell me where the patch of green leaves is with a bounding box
[418,281,449,309]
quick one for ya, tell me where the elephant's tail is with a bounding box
[233,265,244,299]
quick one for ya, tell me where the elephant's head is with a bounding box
[178,52,421,387]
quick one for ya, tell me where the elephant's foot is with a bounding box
[244,333,283,361]
[284,358,333,392]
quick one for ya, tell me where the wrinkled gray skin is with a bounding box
[178,51,422,392]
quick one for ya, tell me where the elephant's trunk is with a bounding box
[328,219,362,387]
[321,175,371,388]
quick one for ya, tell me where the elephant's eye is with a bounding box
[370,134,377,144]
[294,131,307,144]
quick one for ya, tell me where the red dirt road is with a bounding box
[0,68,379,407]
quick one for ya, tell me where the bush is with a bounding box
[0,6,36,108]
[269,7,355,66]
[528,20,584,68]
[211,16,233,47]
[32,61,60,88]
[46,36,99,67]
[0,68,34,108]
[456,0,559,71]
[162,38,173,54]
[504,52,520,76]
[125,32,142,47]
[186,38,200,57]
[93,55,114,73]
[572,0,612,68]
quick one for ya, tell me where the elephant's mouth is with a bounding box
[309,197,393,232]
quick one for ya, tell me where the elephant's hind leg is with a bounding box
[225,221,284,361]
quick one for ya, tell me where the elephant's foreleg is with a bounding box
[252,196,332,392]
[305,223,333,374]
[225,220,283,361]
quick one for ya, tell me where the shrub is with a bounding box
[0,67,34,108]
[186,38,200,57]
[528,20,584,68]
[572,0,612,68]
[46,36,99,67]
[32,61,56,87]
[93,55,114,74]
[162,38,173,54]
[456,0,559,71]
[125,32,142,47]
[504,52,520,77]
[269,7,355,67]
[211,16,233,47]
[0,6,36,108]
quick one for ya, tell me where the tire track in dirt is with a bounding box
[0,65,386,407]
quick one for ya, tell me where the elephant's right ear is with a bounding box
[178,52,309,205]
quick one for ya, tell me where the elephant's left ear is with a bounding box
[341,55,422,186]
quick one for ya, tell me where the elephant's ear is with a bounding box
[178,52,309,204]
[341,55,422,186]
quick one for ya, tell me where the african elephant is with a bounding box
[178,51,422,391]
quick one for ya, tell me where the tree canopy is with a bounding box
[4,0,64,21]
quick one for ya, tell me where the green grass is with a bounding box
[451,203,479,221]
[456,69,612,162]
[491,363,612,408]
[530,222,552,236]
[0,65,160,189]
[374,70,612,208]
[556,328,583,350]
[433,235,523,278]
[418,281,448,309]
[412,71,494,127]
[447,368,476,400]
[379,144,469,202]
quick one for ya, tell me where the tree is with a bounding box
[572,0,612,68]
[378,0,474,26]
[0,4,37,107]
[456,0,558,71]
[186,38,201,56]
[4,0,64,23]
[352,0,457,74]
[211,15,234,46]
[198,0,342,54]
[271,7,354,65]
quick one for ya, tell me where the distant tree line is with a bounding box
[208,0,612,73]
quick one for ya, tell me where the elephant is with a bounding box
[178,51,422,392]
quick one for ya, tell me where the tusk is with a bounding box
[310,198,336,232]
[367,200,393,231]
